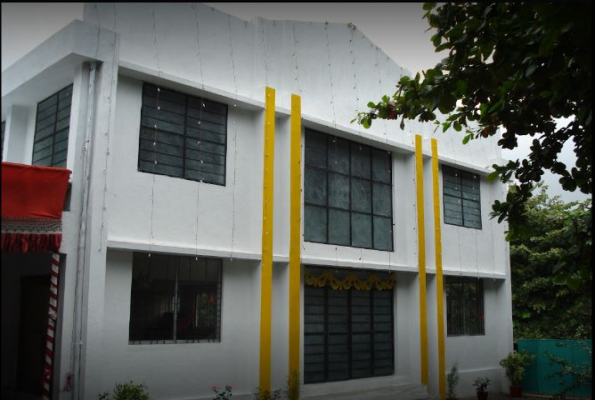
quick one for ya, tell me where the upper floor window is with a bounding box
[32,85,73,168]
[304,129,393,251]
[138,83,228,186]
[129,253,222,344]
[442,165,482,229]
[446,276,485,336]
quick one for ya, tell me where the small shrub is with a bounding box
[98,381,150,400]
[285,370,300,400]
[252,387,282,400]
[446,363,459,399]
[499,350,535,386]
[545,341,592,400]
[212,384,234,400]
[472,377,490,394]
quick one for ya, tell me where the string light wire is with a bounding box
[261,19,270,87]
[324,23,338,129]
[228,14,239,261]
[192,4,206,90]
[292,21,303,96]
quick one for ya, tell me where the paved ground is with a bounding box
[458,394,576,400]
[307,391,566,400]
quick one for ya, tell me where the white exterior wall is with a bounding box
[1,3,513,399]
[101,251,261,399]
[107,75,264,258]
[82,2,508,277]
[84,3,505,169]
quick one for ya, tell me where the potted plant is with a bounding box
[472,377,490,400]
[211,385,233,400]
[446,363,460,400]
[499,350,535,398]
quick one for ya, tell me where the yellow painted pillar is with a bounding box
[288,94,302,388]
[260,86,275,391]
[432,138,446,400]
[415,134,428,385]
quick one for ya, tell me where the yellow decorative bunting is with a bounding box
[304,270,396,291]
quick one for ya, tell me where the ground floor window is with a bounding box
[446,276,485,336]
[304,267,395,383]
[129,253,222,344]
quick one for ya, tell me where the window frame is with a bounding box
[304,129,394,251]
[445,276,485,337]
[128,252,223,345]
[137,82,228,186]
[442,165,482,229]
[32,84,73,168]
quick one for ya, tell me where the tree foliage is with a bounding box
[352,2,592,234]
[510,184,591,340]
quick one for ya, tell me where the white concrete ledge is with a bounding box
[106,241,506,279]
[107,238,259,261]
[106,238,291,263]
[301,256,418,273]
[441,269,507,280]
[118,60,266,112]
[2,19,118,118]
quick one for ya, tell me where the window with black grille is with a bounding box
[129,253,222,344]
[32,85,73,167]
[304,129,394,251]
[304,268,394,383]
[442,165,482,229]
[138,83,227,186]
[445,276,485,336]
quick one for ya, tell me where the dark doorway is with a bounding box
[304,267,395,384]
[17,275,51,396]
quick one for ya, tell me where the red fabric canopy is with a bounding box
[1,162,71,253]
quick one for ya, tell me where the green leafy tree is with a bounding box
[352,2,592,239]
[510,184,591,340]
[545,342,592,400]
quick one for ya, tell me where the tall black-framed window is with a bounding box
[445,276,485,336]
[442,165,482,229]
[129,253,222,344]
[304,267,395,383]
[32,84,73,167]
[138,83,228,186]
[304,129,394,251]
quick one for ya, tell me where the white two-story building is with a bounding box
[1,3,513,400]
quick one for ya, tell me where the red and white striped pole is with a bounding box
[42,252,60,400]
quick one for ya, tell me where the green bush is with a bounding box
[285,370,300,400]
[545,341,592,400]
[98,381,150,400]
[252,387,282,400]
[472,377,490,394]
[446,363,459,398]
[499,350,535,386]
